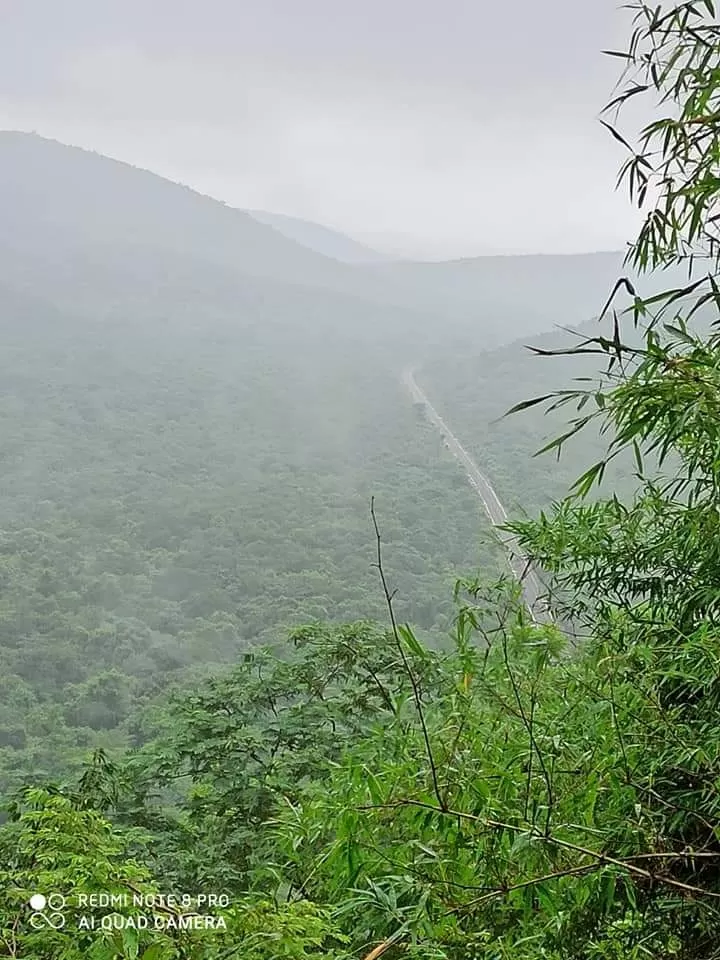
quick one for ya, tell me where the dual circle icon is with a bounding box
[29,893,66,929]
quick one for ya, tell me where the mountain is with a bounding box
[0,131,447,365]
[0,132,635,351]
[0,129,691,821]
[247,209,395,263]
[0,131,357,291]
[0,133,501,792]
[356,252,631,351]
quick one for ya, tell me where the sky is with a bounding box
[0,0,642,260]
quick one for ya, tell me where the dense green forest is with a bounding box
[0,281,511,792]
[4,4,720,958]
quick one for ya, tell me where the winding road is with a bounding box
[402,368,550,625]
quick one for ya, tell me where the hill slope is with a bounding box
[0,131,357,291]
[0,132,635,349]
[0,133,508,790]
[247,209,394,263]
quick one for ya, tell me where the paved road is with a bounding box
[402,368,550,624]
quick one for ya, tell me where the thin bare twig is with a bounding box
[501,631,554,835]
[370,498,446,811]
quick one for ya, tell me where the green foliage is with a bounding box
[0,787,351,959]
[0,787,172,959]
[0,287,499,791]
[105,622,445,893]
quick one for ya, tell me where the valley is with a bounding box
[0,134,627,792]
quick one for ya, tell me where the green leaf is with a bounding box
[504,394,556,416]
[398,623,428,660]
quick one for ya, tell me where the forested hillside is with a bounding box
[0,134,635,795]
[0,272,511,792]
[420,319,641,517]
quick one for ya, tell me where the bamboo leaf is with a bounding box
[504,394,556,416]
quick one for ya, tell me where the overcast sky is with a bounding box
[0,1,641,259]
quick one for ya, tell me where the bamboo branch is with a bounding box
[358,798,720,901]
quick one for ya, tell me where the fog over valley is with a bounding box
[0,123,631,799]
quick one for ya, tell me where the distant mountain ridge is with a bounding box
[0,131,636,349]
[247,210,395,264]
[0,131,354,290]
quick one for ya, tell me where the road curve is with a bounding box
[402,368,549,624]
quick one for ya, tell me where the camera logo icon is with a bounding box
[29,893,66,929]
